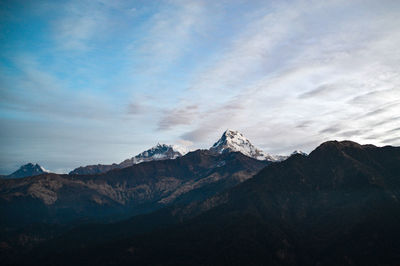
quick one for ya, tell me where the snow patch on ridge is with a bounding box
[119,143,186,167]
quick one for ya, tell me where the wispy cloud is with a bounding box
[158,105,200,130]
[169,0,400,152]
[1,0,400,173]
[128,0,207,74]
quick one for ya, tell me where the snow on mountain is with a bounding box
[209,129,286,162]
[70,143,189,174]
[171,144,190,156]
[5,163,49,179]
[291,150,308,156]
[119,143,188,167]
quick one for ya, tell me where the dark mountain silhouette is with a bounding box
[21,140,400,266]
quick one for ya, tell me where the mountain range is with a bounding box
[0,149,268,226]
[69,143,187,175]
[20,140,400,266]
[68,129,287,175]
[2,130,290,178]
[0,131,399,266]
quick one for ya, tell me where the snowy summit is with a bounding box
[69,143,189,175]
[119,143,188,167]
[210,130,286,162]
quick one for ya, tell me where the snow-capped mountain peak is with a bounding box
[119,143,187,167]
[210,129,257,155]
[210,129,284,162]
[70,143,189,175]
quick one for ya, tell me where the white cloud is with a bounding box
[171,0,400,153]
[127,0,207,73]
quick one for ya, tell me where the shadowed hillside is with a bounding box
[24,141,400,266]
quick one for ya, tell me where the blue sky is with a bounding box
[1,0,400,174]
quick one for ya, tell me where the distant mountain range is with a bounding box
[4,133,397,266]
[0,149,268,226]
[69,129,289,175]
[2,130,294,178]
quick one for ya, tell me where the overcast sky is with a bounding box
[1,0,399,174]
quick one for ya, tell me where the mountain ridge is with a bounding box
[1,140,400,266]
[69,129,286,175]
[69,143,187,175]
[0,149,268,226]
[34,140,400,266]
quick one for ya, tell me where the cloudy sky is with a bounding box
[1,0,399,174]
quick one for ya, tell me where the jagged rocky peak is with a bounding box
[210,129,285,162]
[6,163,49,179]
